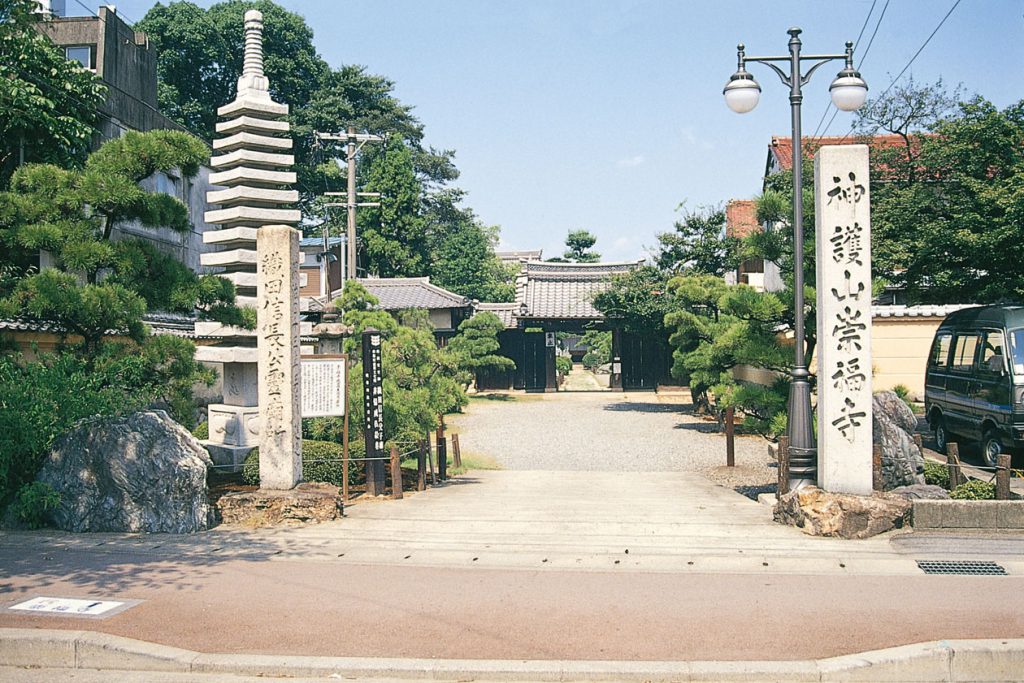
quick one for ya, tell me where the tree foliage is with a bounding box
[654,205,740,276]
[561,229,601,263]
[869,96,1024,303]
[447,312,515,376]
[0,131,246,351]
[0,0,106,183]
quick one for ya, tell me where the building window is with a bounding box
[65,45,95,71]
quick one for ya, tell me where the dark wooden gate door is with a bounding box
[522,331,547,391]
[620,332,668,391]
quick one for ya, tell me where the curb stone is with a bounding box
[2,629,1024,681]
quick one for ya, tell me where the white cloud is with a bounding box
[617,155,645,168]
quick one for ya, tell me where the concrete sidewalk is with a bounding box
[1,629,1023,681]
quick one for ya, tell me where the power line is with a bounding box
[809,0,879,139]
[814,0,890,141]
[834,0,962,142]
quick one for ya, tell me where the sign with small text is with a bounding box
[300,355,347,418]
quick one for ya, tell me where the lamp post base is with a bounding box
[787,372,817,490]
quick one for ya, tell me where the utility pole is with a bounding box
[314,127,384,281]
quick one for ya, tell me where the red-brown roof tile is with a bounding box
[726,199,760,239]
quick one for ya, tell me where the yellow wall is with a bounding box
[732,315,944,401]
[871,316,943,400]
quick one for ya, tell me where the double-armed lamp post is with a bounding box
[723,28,868,490]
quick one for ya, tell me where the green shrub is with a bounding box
[192,420,209,440]
[923,460,950,489]
[243,439,364,488]
[950,480,996,500]
[0,340,211,505]
[10,482,59,528]
[555,356,572,375]
[892,384,916,410]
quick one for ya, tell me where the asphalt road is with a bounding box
[2,542,1023,662]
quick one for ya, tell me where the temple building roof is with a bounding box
[516,260,644,320]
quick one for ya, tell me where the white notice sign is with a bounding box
[10,596,126,617]
[301,356,347,418]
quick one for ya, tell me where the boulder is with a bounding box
[872,391,925,490]
[38,410,212,533]
[774,486,912,539]
[216,483,342,527]
[890,484,951,500]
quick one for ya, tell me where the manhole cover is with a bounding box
[916,560,1007,575]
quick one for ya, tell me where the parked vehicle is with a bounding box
[924,305,1024,466]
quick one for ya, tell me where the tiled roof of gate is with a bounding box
[475,302,519,329]
[0,312,197,338]
[354,278,471,311]
[518,260,643,320]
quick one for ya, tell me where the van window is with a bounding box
[951,333,980,372]
[979,331,1007,375]
[930,333,952,368]
[1010,328,1024,376]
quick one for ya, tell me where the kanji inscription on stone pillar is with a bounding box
[814,145,873,495]
[257,225,302,489]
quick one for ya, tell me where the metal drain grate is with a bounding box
[917,560,1007,575]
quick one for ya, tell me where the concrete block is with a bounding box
[216,115,289,135]
[207,403,260,447]
[74,631,194,673]
[202,226,257,246]
[209,149,294,170]
[204,205,300,227]
[947,639,1024,681]
[997,501,1024,529]
[194,345,258,364]
[209,167,296,187]
[946,500,1000,528]
[0,628,80,668]
[816,641,951,681]
[213,131,292,153]
[207,186,297,206]
[911,500,944,528]
[200,248,257,268]
[217,95,288,118]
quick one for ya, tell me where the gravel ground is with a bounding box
[449,391,774,484]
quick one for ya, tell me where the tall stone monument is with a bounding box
[196,9,300,468]
[814,145,873,495]
[257,225,302,489]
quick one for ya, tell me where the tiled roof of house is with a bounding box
[496,249,543,264]
[474,302,519,329]
[0,312,197,338]
[298,236,344,249]
[871,304,975,319]
[767,134,929,174]
[726,199,760,239]
[354,278,471,311]
[518,260,643,320]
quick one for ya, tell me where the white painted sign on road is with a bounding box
[8,596,137,618]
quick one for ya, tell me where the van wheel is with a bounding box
[981,428,1002,468]
[933,416,949,454]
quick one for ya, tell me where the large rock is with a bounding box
[872,391,925,490]
[890,484,951,500]
[216,483,342,527]
[38,410,212,533]
[774,487,912,539]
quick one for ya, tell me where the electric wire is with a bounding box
[834,0,962,143]
[813,0,890,141]
[809,0,878,139]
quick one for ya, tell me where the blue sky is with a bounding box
[81,0,1021,262]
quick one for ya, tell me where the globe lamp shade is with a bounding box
[830,73,868,112]
[723,76,761,114]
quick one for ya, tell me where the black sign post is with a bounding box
[361,329,386,496]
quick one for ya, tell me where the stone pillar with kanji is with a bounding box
[814,144,873,495]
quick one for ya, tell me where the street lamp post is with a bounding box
[723,28,867,490]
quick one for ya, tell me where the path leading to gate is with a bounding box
[449,391,766,471]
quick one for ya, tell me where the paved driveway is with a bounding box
[449,391,767,471]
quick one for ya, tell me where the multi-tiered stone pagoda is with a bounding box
[197,9,300,467]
